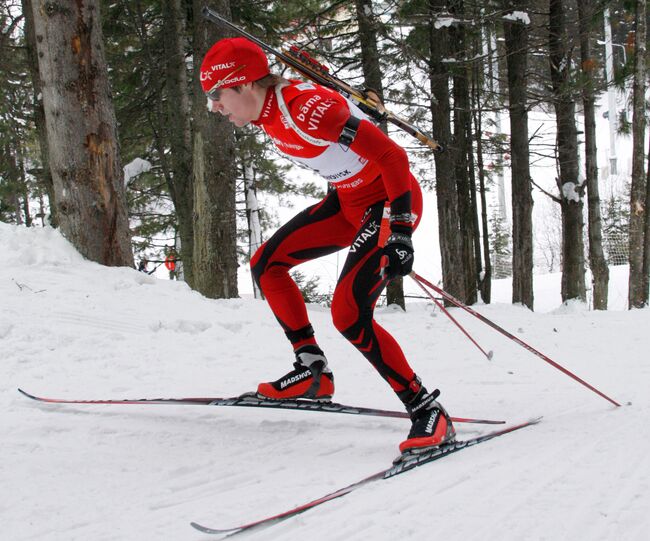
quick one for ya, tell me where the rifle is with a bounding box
[201,7,443,152]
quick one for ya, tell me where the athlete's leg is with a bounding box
[330,200,417,391]
[251,190,356,349]
[251,191,358,399]
[332,189,455,451]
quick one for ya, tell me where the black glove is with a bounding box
[381,231,414,280]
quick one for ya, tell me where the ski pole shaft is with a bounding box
[409,274,493,360]
[411,272,621,407]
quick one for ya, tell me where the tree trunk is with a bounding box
[21,0,57,227]
[644,134,650,298]
[243,154,263,299]
[4,141,25,224]
[236,131,263,299]
[163,0,195,288]
[467,133,482,294]
[429,0,465,301]
[354,0,406,309]
[192,0,239,298]
[472,77,491,303]
[12,193,23,225]
[354,0,385,121]
[503,0,533,309]
[31,0,133,266]
[629,0,648,308]
[577,0,609,310]
[18,150,33,226]
[549,0,586,303]
[450,1,477,304]
[127,0,195,284]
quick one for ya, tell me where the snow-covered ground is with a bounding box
[2,222,649,541]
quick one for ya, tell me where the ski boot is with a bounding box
[257,346,334,401]
[398,378,456,455]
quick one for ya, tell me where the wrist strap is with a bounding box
[389,211,414,233]
[386,232,413,248]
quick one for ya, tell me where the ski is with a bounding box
[190,417,541,536]
[17,388,504,425]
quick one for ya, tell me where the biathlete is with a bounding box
[200,37,455,454]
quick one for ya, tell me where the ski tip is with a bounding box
[190,521,238,535]
[17,388,37,400]
[189,521,210,533]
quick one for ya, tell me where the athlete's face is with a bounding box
[207,84,262,127]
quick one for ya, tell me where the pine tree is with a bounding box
[577,0,609,309]
[30,0,133,267]
[503,0,534,309]
[628,0,648,308]
[191,0,238,299]
[549,0,587,303]
[102,0,175,268]
[0,4,39,226]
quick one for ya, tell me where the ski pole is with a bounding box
[409,274,493,360]
[411,272,621,407]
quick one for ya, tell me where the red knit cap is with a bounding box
[200,37,270,94]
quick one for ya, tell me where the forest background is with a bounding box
[1,0,649,311]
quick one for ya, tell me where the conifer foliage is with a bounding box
[1,0,647,308]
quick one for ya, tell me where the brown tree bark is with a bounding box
[629,0,648,308]
[549,0,586,303]
[450,0,477,304]
[548,0,586,302]
[503,0,533,309]
[644,134,650,299]
[428,0,465,302]
[354,0,406,309]
[163,0,195,287]
[472,46,491,304]
[577,0,609,309]
[31,0,133,266]
[22,0,56,227]
[191,0,239,298]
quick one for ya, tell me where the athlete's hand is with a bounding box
[380,232,414,280]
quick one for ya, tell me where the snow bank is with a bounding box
[1,223,649,541]
[1,222,83,267]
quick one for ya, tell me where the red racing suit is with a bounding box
[250,80,423,392]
